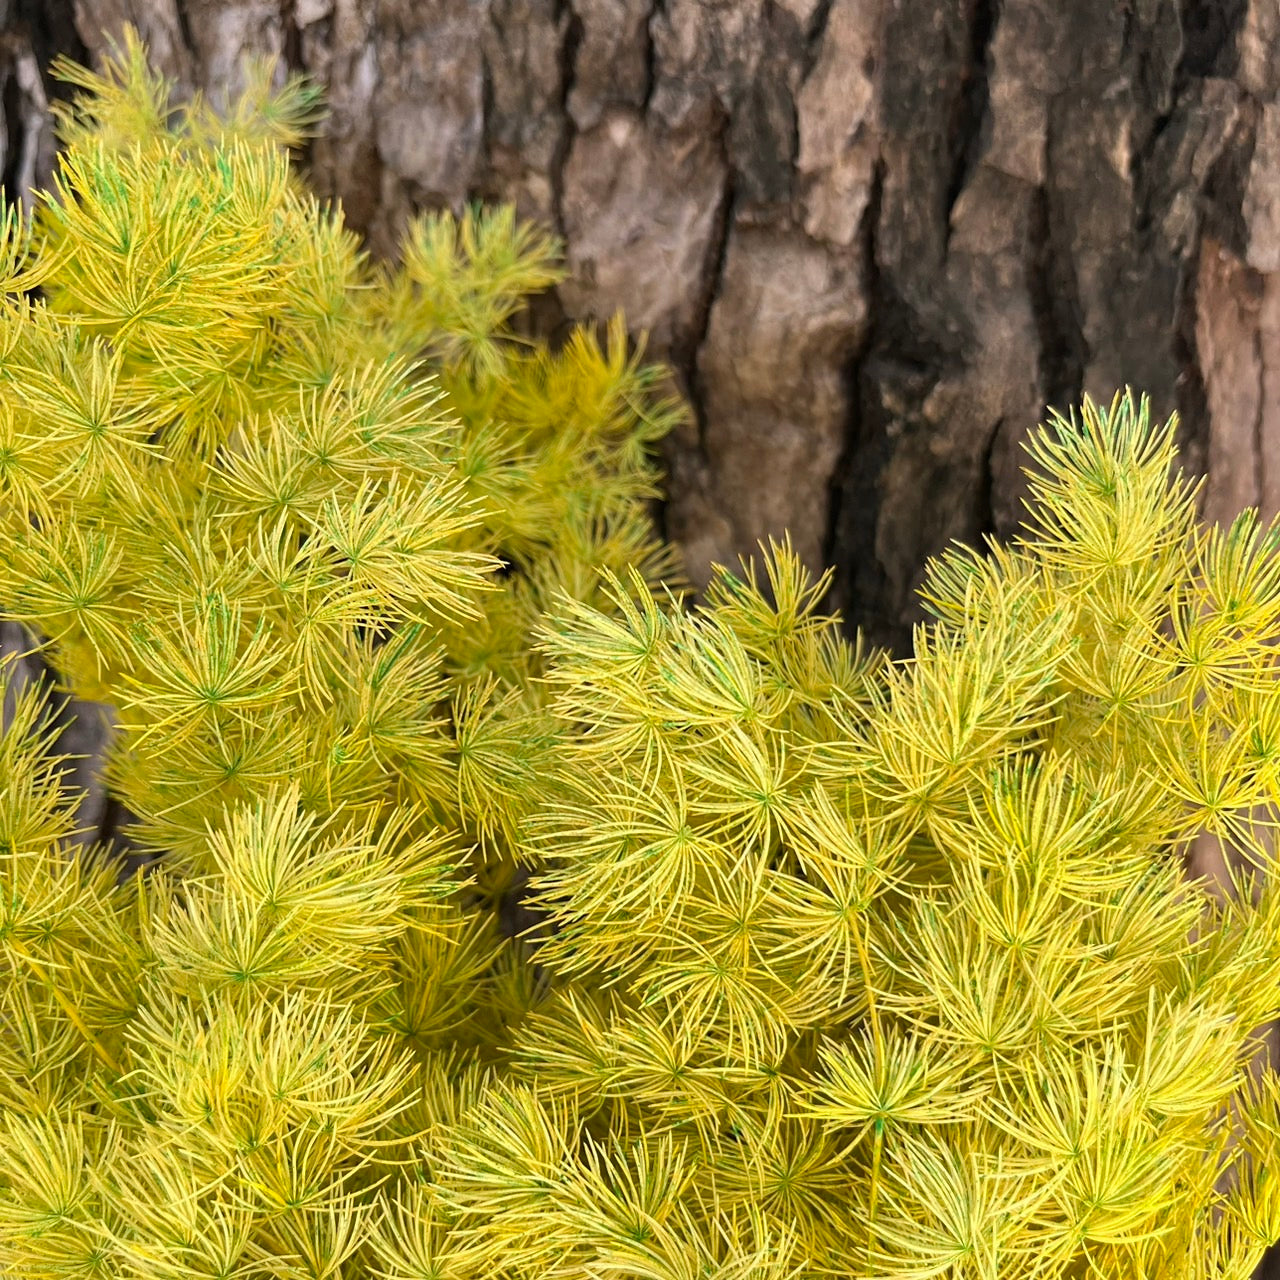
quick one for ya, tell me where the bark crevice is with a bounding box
[1027,180,1086,418]
[1178,0,1247,79]
[640,0,662,113]
[825,154,883,621]
[279,0,303,76]
[945,0,997,228]
[801,0,836,78]
[686,166,735,465]
[550,1,583,242]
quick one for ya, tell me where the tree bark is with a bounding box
[3,0,1277,653]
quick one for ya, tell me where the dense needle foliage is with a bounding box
[2,29,1280,1280]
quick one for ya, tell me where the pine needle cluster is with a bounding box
[0,28,681,868]
[521,389,1280,1278]
[2,30,1280,1280]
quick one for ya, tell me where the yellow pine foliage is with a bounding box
[517,391,1280,1278]
[1,28,1280,1280]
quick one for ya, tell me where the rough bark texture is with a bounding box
[0,0,1273,654]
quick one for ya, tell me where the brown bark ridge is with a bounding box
[0,0,1274,651]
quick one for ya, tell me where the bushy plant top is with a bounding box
[1,28,681,871]
[1,30,1279,1280]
